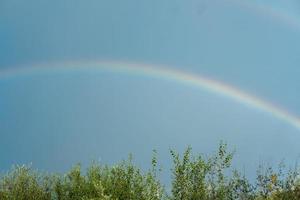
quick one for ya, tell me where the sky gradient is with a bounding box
[1,0,300,182]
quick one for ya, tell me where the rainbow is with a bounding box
[1,60,300,131]
[231,0,300,31]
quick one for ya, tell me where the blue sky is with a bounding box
[1,0,300,108]
[1,0,300,181]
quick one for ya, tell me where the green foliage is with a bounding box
[0,165,52,200]
[53,164,111,200]
[169,142,240,200]
[1,143,300,200]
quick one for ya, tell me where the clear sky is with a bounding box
[1,0,300,182]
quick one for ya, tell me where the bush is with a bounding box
[1,143,299,200]
[0,165,52,200]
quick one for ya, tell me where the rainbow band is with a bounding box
[1,60,300,131]
[231,0,300,31]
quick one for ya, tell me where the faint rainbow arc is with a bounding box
[231,0,300,31]
[1,60,300,131]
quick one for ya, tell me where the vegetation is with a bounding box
[1,143,300,200]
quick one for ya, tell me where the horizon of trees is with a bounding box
[1,142,300,200]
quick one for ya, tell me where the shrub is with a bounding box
[1,143,300,200]
[0,165,52,200]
